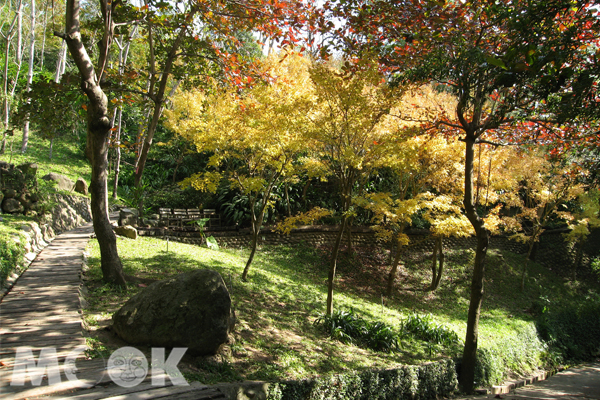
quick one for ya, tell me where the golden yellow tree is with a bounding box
[563,189,600,280]
[355,135,471,295]
[166,52,313,280]
[500,153,585,290]
[304,60,408,315]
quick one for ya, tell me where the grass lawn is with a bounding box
[1,133,90,184]
[83,235,595,385]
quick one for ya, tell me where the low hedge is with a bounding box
[473,322,546,387]
[267,359,457,400]
[0,226,26,285]
[537,298,600,363]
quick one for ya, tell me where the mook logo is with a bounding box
[10,346,188,388]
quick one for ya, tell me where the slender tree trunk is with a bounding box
[431,237,439,289]
[112,107,122,199]
[460,134,490,394]
[60,0,126,287]
[133,20,192,188]
[39,3,47,69]
[1,32,13,153]
[242,216,261,281]
[571,239,584,281]
[241,172,282,281]
[55,40,66,83]
[521,236,536,292]
[430,236,444,291]
[386,243,404,297]
[21,0,36,153]
[326,215,348,316]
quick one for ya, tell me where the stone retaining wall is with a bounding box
[139,225,600,274]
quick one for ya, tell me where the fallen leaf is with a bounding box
[138,283,147,288]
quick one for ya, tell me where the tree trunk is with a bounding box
[430,236,444,291]
[21,0,36,153]
[459,134,490,394]
[571,239,584,281]
[60,0,126,287]
[386,243,404,297]
[112,107,122,199]
[1,30,13,154]
[241,171,281,281]
[133,20,192,189]
[242,221,260,281]
[326,216,348,316]
[521,236,536,292]
[39,3,47,69]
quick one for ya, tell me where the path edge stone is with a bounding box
[0,224,55,301]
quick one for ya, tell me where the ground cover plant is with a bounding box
[1,134,90,185]
[0,214,31,284]
[83,236,599,388]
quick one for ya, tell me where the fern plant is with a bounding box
[315,310,400,352]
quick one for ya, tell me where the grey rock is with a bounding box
[119,208,139,227]
[112,269,234,356]
[50,194,92,234]
[74,177,89,195]
[143,218,160,228]
[18,162,38,177]
[42,173,74,192]
[4,189,16,198]
[114,225,138,239]
[2,198,24,213]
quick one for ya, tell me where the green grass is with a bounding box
[83,237,599,386]
[1,132,90,184]
[0,214,37,283]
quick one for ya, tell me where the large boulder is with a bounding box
[18,162,38,177]
[42,173,74,192]
[119,208,138,227]
[74,177,88,195]
[2,198,24,214]
[112,269,234,356]
[114,225,138,239]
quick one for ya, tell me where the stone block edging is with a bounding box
[474,366,565,395]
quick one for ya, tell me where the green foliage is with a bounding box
[315,310,400,353]
[0,227,26,284]
[401,313,461,348]
[83,237,599,388]
[537,297,600,362]
[217,184,252,226]
[473,323,546,386]
[142,184,212,213]
[5,132,90,184]
[267,359,457,400]
[14,73,87,142]
[33,179,59,218]
[591,257,600,276]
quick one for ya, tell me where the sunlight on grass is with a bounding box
[2,134,90,183]
[83,237,593,384]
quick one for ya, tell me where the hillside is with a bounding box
[83,236,600,388]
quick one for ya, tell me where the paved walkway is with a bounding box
[0,222,226,400]
[454,361,600,400]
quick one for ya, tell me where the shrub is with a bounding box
[143,184,213,213]
[537,299,600,362]
[472,323,546,387]
[0,228,26,284]
[267,359,458,400]
[400,313,462,348]
[315,310,400,353]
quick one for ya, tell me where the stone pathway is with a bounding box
[453,361,600,400]
[0,222,226,400]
